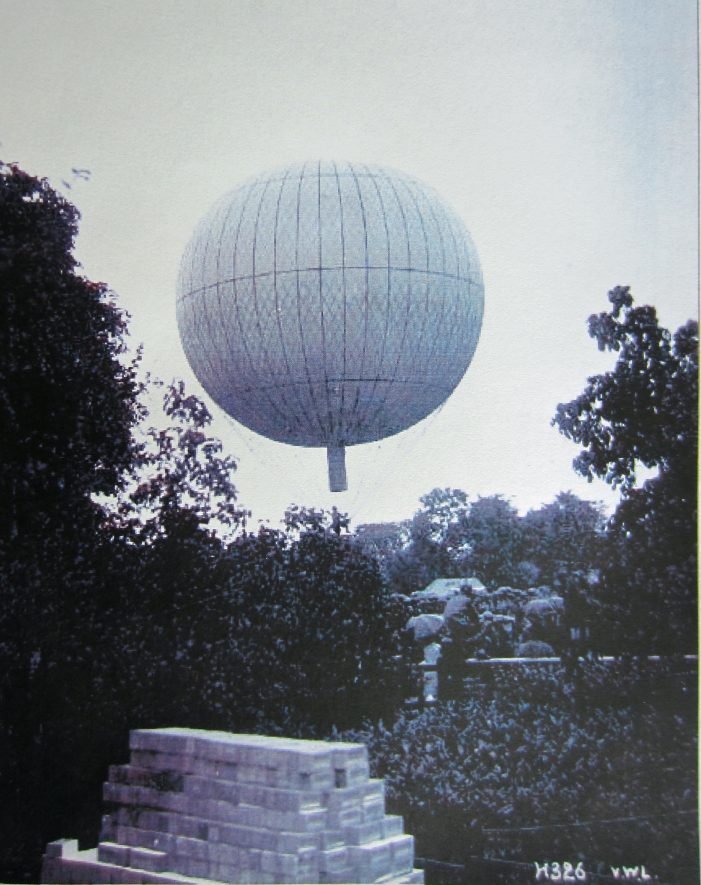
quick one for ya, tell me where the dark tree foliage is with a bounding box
[522,492,605,587]
[463,495,525,589]
[373,489,591,594]
[107,482,410,740]
[554,287,698,653]
[0,162,140,538]
[110,378,248,542]
[344,661,697,882]
[107,389,409,734]
[353,520,408,583]
[0,163,142,882]
[378,488,476,594]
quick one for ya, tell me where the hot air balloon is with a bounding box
[176,161,484,491]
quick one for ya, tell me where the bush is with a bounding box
[516,639,555,657]
[341,661,697,883]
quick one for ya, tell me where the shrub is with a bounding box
[341,661,697,882]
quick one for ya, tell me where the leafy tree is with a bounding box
[103,391,407,735]
[221,523,410,733]
[377,489,537,594]
[0,162,140,541]
[378,488,471,594]
[283,503,349,536]
[553,287,697,653]
[353,520,408,584]
[404,488,470,582]
[522,492,605,586]
[462,494,525,589]
[107,378,248,542]
[0,162,141,881]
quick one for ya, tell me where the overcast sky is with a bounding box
[1,0,697,528]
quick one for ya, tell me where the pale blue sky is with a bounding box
[1,0,697,526]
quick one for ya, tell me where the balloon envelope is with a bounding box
[177,161,484,489]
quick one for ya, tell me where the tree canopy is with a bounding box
[0,162,140,542]
[366,487,604,596]
[553,286,698,653]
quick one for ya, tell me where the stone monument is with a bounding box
[42,728,423,884]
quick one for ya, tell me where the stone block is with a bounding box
[323,784,364,810]
[331,743,368,767]
[238,781,325,812]
[115,823,175,854]
[178,854,209,879]
[99,813,117,843]
[298,846,319,881]
[322,868,358,884]
[343,818,385,845]
[363,779,385,802]
[211,821,282,852]
[318,828,345,849]
[331,760,370,788]
[128,845,168,873]
[318,845,348,875]
[130,728,197,757]
[182,772,240,802]
[96,842,129,866]
[276,829,319,854]
[121,808,172,835]
[362,794,386,822]
[326,804,363,828]
[130,748,195,776]
[347,838,394,882]
[390,834,415,874]
[109,763,185,794]
[208,840,240,864]
[270,852,299,882]
[382,814,405,838]
[173,833,211,862]
[294,767,334,791]
[103,781,187,815]
[185,795,245,825]
[44,839,79,858]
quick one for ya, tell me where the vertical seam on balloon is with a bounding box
[353,164,393,436]
[458,222,484,366]
[205,201,229,393]
[361,170,413,439]
[197,209,221,395]
[449,209,470,363]
[215,191,244,408]
[395,175,432,414]
[438,206,465,390]
[272,167,314,439]
[231,181,289,430]
[251,175,286,427]
[347,162,371,438]
[332,160,348,442]
[295,161,326,439]
[451,212,481,383]
[415,185,454,393]
[181,232,203,387]
[317,159,333,442]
